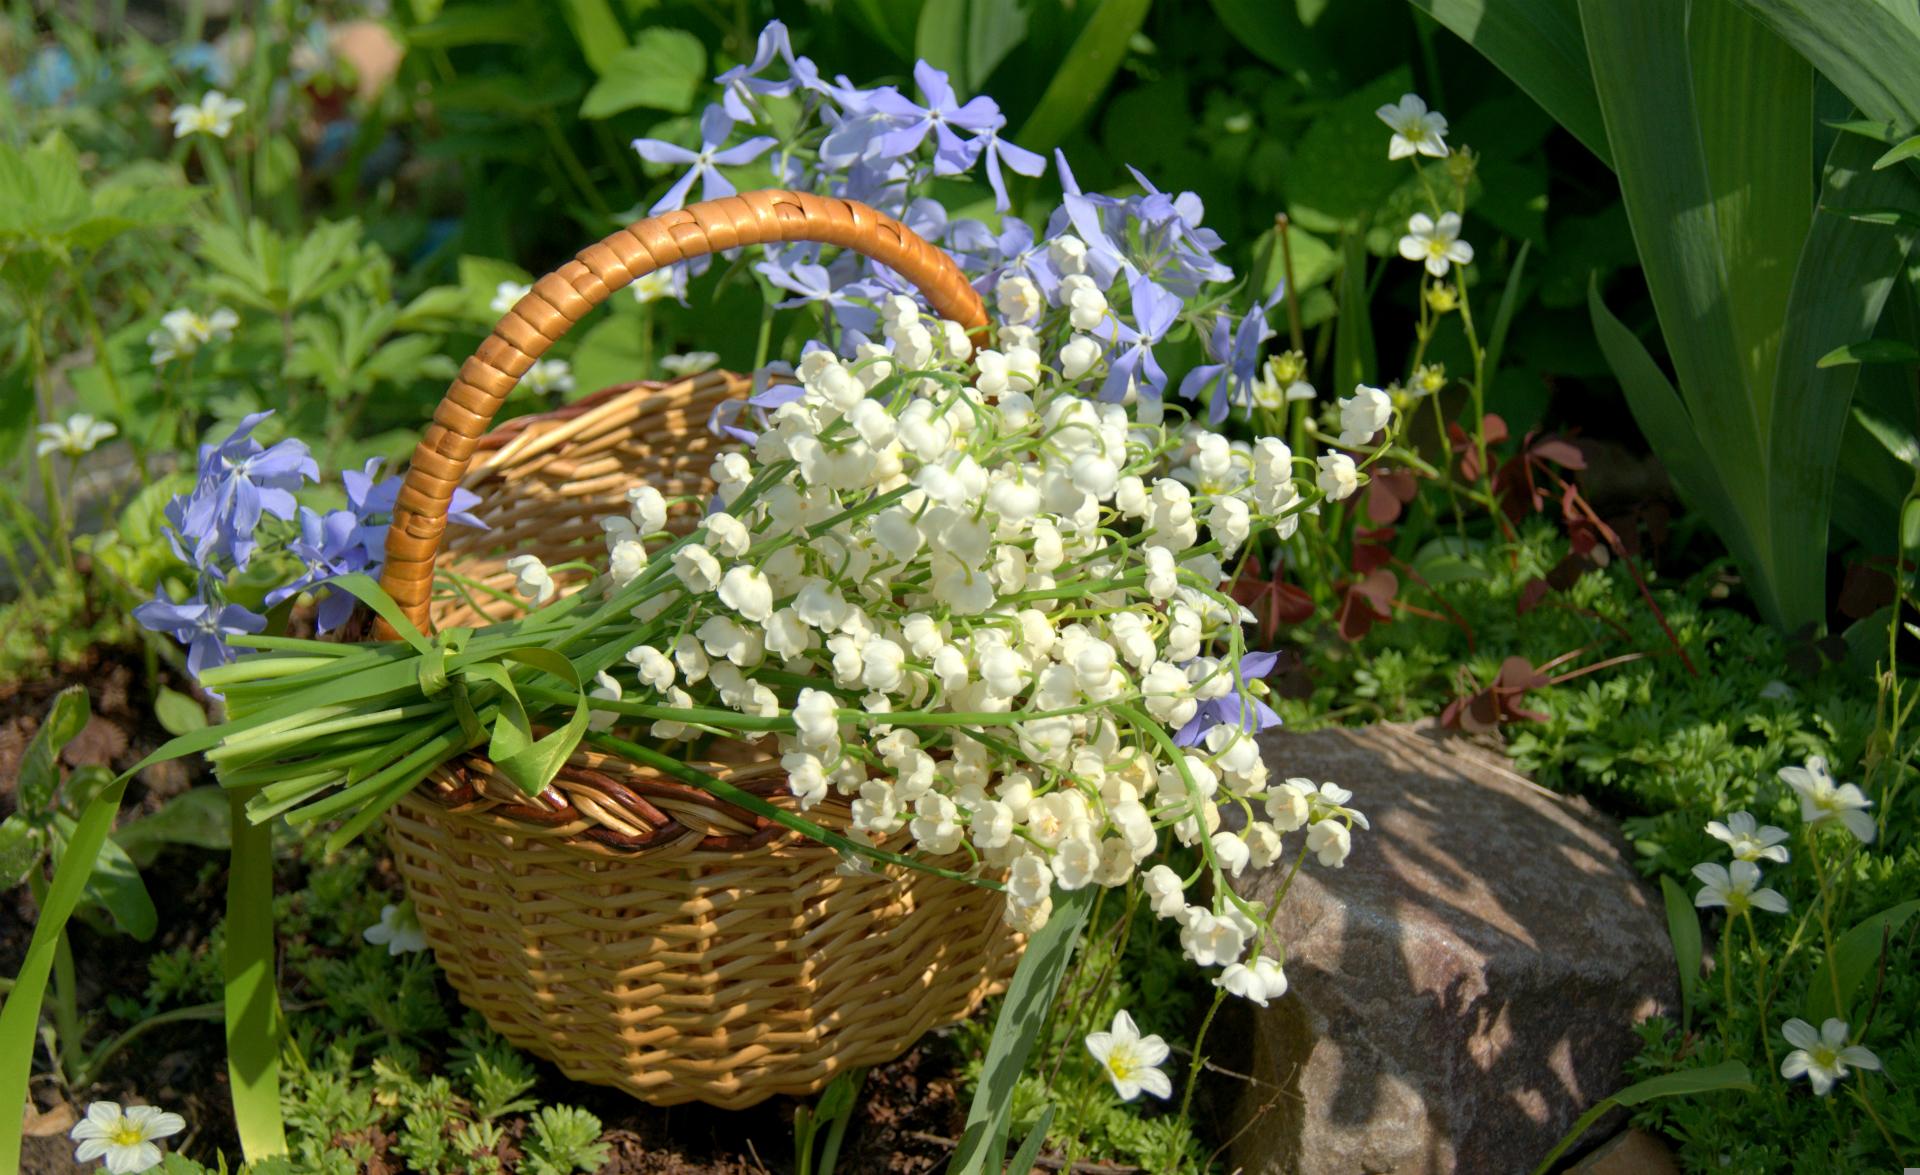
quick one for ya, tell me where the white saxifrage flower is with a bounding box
[70,1101,187,1174]
[1691,860,1789,916]
[1778,756,1876,843]
[1375,93,1449,159]
[171,90,246,138]
[148,306,238,365]
[1705,811,1790,864]
[1398,212,1474,277]
[363,900,428,955]
[1779,1018,1880,1096]
[1085,1010,1173,1101]
[37,413,117,458]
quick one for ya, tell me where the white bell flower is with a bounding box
[1316,453,1359,501]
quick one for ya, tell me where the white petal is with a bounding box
[1781,1018,1819,1050]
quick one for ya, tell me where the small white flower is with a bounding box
[587,670,623,731]
[1375,93,1449,160]
[37,413,117,458]
[1085,1011,1173,1101]
[1060,334,1102,380]
[522,359,575,397]
[1780,1018,1880,1096]
[1337,385,1392,448]
[490,280,532,315]
[1315,453,1359,501]
[1691,860,1789,916]
[1306,819,1352,867]
[171,90,246,138]
[147,306,238,365]
[718,565,774,623]
[630,269,678,303]
[1215,955,1287,1006]
[628,485,669,535]
[661,350,720,377]
[504,554,557,604]
[1705,811,1791,864]
[70,1101,186,1174]
[1398,212,1475,278]
[1779,756,1875,843]
[363,900,428,955]
[994,274,1044,325]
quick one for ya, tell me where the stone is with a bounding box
[1220,721,1676,1174]
[1568,1129,1681,1174]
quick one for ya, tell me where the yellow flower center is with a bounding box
[110,1124,147,1147]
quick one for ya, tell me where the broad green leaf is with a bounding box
[154,687,207,736]
[1406,0,1612,166]
[0,814,43,891]
[1807,899,1920,1024]
[1729,0,1920,132]
[1852,404,1920,469]
[1659,876,1701,1031]
[1819,339,1920,366]
[558,0,629,75]
[433,72,587,119]
[844,0,922,64]
[1827,117,1900,144]
[580,29,707,119]
[226,791,288,1161]
[114,787,233,866]
[916,0,1029,93]
[1533,1060,1752,1174]
[951,886,1094,1173]
[1015,0,1152,153]
[1903,499,1920,549]
[79,832,158,941]
[20,685,89,812]
[0,363,34,470]
[1580,0,1816,629]
[1285,68,1413,235]
[0,776,129,1174]
[1005,1105,1057,1174]
[1208,0,1328,79]
[1767,128,1920,624]
[1875,135,1920,170]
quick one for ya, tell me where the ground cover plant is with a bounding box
[4,0,1920,1172]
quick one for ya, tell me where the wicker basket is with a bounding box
[370,191,1020,1109]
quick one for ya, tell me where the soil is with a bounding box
[1,647,976,1174]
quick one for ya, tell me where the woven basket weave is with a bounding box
[371,191,1020,1109]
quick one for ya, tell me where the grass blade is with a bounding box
[1014,0,1152,153]
[1407,0,1612,165]
[225,791,288,1160]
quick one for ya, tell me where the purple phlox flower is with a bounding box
[709,375,805,445]
[903,197,948,244]
[1123,165,1233,294]
[1098,271,1182,403]
[344,457,485,567]
[632,104,777,215]
[755,250,881,337]
[1174,651,1284,746]
[950,218,1061,298]
[267,506,366,633]
[177,411,318,569]
[1178,286,1282,424]
[133,590,266,679]
[974,124,1045,211]
[864,62,1002,174]
[1050,150,1132,288]
[819,96,908,170]
[717,21,850,121]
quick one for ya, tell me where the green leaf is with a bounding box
[1208,0,1327,79]
[406,1,532,48]
[1901,498,1920,549]
[1285,68,1413,235]
[1767,128,1920,621]
[225,790,289,1161]
[1875,134,1920,170]
[1580,0,1820,630]
[580,29,707,118]
[154,687,207,736]
[1827,117,1900,144]
[951,886,1093,1173]
[113,787,233,866]
[1333,232,1376,391]
[1819,338,1920,366]
[1532,1061,1753,1174]
[1406,0,1612,166]
[1659,876,1701,1031]
[1004,1104,1057,1174]
[916,0,1029,93]
[1728,0,1920,132]
[1839,206,1920,230]
[79,831,158,941]
[0,776,130,1175]
[0,364,34,469]
[1015,0,1152,153]
[558,0,629,74]
[0,814,44,892]
[20,685,89,812]
[1807,899,1920,1024]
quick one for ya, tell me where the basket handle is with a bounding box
[374,189,989,639]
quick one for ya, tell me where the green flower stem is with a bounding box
[1741,911,1775,1075]
[67,267,148,482]
[1179,985,1230,1125]
[1849,1085,1908,1166]
[1804,829,1846,1017]
[1720,919,1737,1061]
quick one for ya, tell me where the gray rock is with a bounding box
[1220,722,1675,1174]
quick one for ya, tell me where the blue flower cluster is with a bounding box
[636,21,1280,421]
[135,412,483,677]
